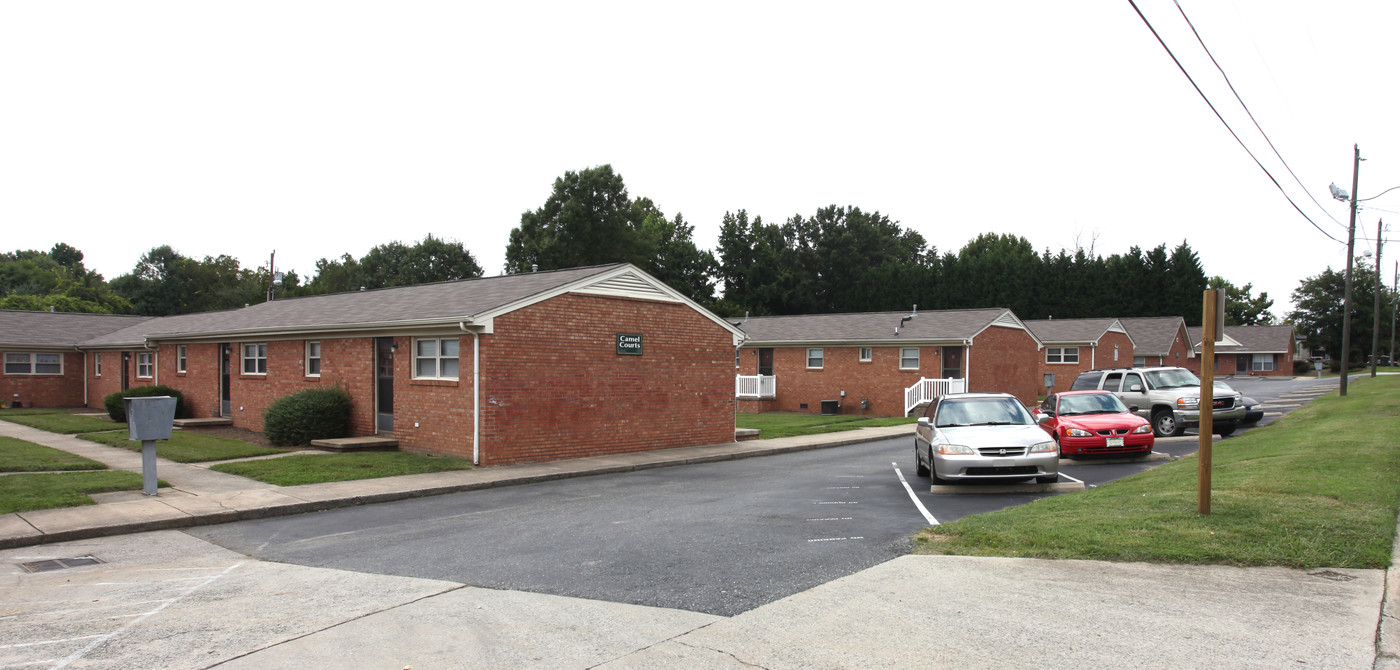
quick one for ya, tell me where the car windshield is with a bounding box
[1058,393,1128,415]
[1145,368,1200,390]
[936,397,1033,427]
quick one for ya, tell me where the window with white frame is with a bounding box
[900,347,919,369]
[1133,356,1146,367]
[95,352,102,377]
[306,341,321,376]
[177,345,187,373]
[4,352,62,375]
[136,352,154,379]
[859,347,873,362]
[1251,354,1275,371]
[806,348,824,369]
[242,343,267,374]
[414,338,459,379]
[1046,347,1080,364]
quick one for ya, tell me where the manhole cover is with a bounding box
[19,555,104,573]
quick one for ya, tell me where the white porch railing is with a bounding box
[904,377,966,416]
[736,374,777,399]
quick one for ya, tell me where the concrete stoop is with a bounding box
[309,436,400,452]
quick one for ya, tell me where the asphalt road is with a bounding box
[187,376,1336,617]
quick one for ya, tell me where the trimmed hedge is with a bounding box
[263,387,353,447]
[103,386,186,423]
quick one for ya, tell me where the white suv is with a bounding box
[1069,367,1245,437]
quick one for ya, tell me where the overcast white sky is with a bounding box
[3,1,1398,315]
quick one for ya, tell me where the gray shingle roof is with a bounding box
[1119,317,1191,357]
[0,311,152,348]
[1023,318,1125,345]
[1188,325,1295,354]
[81,264,630,347]
[737,308,1027,345]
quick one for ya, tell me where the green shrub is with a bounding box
[103,386,186,422]
[263,387,353,447]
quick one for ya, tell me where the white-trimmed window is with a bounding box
[95,352,102,377]
[136,352,154,379]
[414,338,459,379]
[5,352,62,375]
[900,347,920,369]
[1133,356,1146,367]
[859,347,873,362]
[1252,354,1275,371]
[806,348,824,369]
[306,341,322,376]
[242,343,268,374]
[177,345,187,373]
[1046,347,1080,364]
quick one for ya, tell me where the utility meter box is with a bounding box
[125,396,177,441]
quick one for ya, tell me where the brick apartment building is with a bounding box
[2,264,744,466]
[1185,324,1297,377]
[1022,318,1135,396]
[1119,317,1195,369]
[735,307,1044,416]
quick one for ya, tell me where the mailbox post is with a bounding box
[125,396,177,496]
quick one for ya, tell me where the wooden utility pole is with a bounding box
[1372,219,1383,377]
[1198,289,1220,515]
[1341,145,1360,396]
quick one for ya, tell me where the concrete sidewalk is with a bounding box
[0,419,917,550]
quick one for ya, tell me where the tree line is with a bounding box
[6,163,1390,363]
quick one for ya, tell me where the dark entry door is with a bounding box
[376,337,394,434]
[220,344,231,417]
[121,352,130,390]
[1236,355,1249,375]
[942,346,963,379]
[758,348,774,376]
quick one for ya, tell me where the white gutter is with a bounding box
[462,322,480,465]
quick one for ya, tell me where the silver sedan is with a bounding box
[914,392,1059,484]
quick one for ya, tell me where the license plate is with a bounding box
[1107,437,1124,447]
[992,458,1015,467]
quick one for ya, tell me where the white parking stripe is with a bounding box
[1057,472,1084,484]
[892,462,939,526]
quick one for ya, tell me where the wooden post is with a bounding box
[1199,289,1218,515]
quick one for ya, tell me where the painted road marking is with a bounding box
[807,537,865,543]
[892,462,939,526]
[807,517,854,522]
[1057,472,1084,484]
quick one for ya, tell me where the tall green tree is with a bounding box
[301,236,482,295]
[0,243,130,313]
[1286,260,1390,366]
[1208,276,1276,325]
[110,246,263,315]
[505,165,649,273]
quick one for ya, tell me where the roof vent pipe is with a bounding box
[744,311,749,323]
[912,304,917,316]
[532,264,538,273]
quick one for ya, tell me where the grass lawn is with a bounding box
[738,413,915,439]
[78,430,291,463]
[210,451,473,486]
[0,408,70,416]
[0,471,158,514]
[914,375,1400,569]
[0,436,107,472]
[2,412,125,434]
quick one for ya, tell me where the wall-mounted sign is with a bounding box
[617,333,643,356]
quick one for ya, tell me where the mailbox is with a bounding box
[125,396,177,441]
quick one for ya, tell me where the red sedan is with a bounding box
[1033,390,1154,458]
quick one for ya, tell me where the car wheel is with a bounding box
[1036,474,1058,484]
[1216,425,1235,437]
[928,448,944,483]
[915,439,930,477]
[1054,435,1071,460]
[1152,410,1183,437]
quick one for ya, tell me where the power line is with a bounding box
[1126,0,1343,245]
[1170,0,1346,232]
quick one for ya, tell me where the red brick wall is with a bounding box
[473,293,736,466]
[218,338,377,434]
[1147,326,1193,369]
[1189,351,1293,377]
[737,325,1043,417]
[738,344,939,417]
[161,343,221,418]
[966,325,1041,406]
[392,335,475,458]
[1036,331,1135,395]
[84,350,159,410]
[1,351,86,407]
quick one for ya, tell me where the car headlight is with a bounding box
[938,443,975,455]
[1177,397,1199,409]
[1065,428,1092,437]
[1132,424,1153,434]
[1030,440,1057,453]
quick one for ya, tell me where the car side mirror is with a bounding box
[1127,405,1140,413]
[918,417,931,426]
[1036,415,1051,425]
[1128,384,1143,393]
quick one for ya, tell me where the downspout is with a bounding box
[461,322,480,465]
[1091,344,1096,370]
[78,346,87,407]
